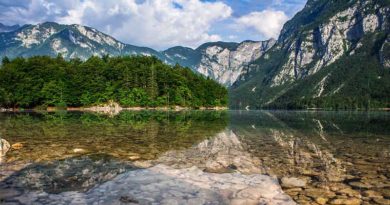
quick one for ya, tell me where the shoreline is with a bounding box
[0,105,229,113]
[2,106,390,113]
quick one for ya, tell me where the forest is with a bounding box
[0,55,228,109]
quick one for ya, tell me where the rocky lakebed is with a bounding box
[0,111,389,205]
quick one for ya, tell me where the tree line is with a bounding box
[0,55,228,109]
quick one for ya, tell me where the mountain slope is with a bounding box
[0,22,167,61]
[230,0,390,109]
[0,22,274,86]
[162,46,201,68]
[164,40,276,86]
[0,23,20,33]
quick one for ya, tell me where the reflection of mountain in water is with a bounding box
[0,129,296,205]
[145,129,264,174]
[229,111,390,204]
[230,111,390,182]
[1,111,389,204]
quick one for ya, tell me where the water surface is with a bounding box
[0,111,389,204]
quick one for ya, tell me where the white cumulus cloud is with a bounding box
[235,10,289,39]
[58,0,233,49]
[0,0,297,48]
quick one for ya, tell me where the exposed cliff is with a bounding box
[231,0,390,109]
[163,40,276,86]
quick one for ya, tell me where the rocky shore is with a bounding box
[0,103,228,115]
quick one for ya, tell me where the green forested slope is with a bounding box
[0,55,227,108]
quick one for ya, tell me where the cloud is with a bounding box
[61,0,233,49]
[0,0,232,49]
[235,9,289,39]
[0,0,302,48]
[0,0,79,25]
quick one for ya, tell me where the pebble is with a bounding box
[349,181,372,189]
[315,197,328,205]
[337,188,361,197]
[362,190,383,199]
[303,188,336,199]
[11,142,23,150]
[73,148,87,153]
[329,198,362,205]
[281,177,307,188]
[380,189,390,198]
[0,189,22,199]
[373,198,390,205]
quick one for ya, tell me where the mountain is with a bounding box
[162,46,201,68]
[0,23,20,33]
[163,40,275,86]
[230,0,390,109]
[0,22,273,86]
[0,22,167,61]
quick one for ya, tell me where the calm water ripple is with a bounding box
[0,110,389,204]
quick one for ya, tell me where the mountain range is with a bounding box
[0,0,389,109]
[0,22,274,86]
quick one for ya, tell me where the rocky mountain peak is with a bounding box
[269,0,390,87]
[0,22,163,61]
[230,0,390,109]
[194,39,276,86]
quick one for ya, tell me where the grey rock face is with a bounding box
[162,40,276,86]
[195,40,275,86]
[270,0,390,87]
[0,22,166,61]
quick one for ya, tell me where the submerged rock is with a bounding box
[2,164,296,205]
[281,177,307,188]
[0,138,11,157]
[373,198,390,205]
[0,155,135,194]
[329,197,362,205]
[150,129,265,174]
[11,142,23,150]
[73,148,87,153]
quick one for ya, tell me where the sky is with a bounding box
[0,0,307,50]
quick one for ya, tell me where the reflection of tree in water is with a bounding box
[0,111,228,163]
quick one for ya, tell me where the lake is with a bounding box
[0,110,389,205]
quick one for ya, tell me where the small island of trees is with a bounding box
[0,55,228,109]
